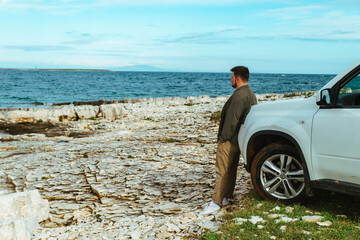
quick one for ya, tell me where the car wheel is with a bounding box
[251,143,306,203]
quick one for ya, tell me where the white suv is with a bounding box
[238,60,360,203]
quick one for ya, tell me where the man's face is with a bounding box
[231,73,237,88]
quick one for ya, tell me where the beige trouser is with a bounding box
[212,141,240,205]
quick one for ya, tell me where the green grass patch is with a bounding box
[185,102,196,106]
[283,91,315,99]
[164,138,181,143]
[283,92,299,98]
[305,91,315,97]
[201,190,360,239]
[210,110,222,123]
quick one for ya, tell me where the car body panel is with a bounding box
[239,97,319,179]
[312,105,360,184]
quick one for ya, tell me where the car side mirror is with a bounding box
[317,88,331,106]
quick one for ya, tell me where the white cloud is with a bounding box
[0,0,293,11]
[298,11,360,41]
[330,0,360,7]
[88,0,293,7]
[302,11,360,28]
[261,5,326,20]
[258,4,360,42]
[159,26,244,44]
[4,45,72,51]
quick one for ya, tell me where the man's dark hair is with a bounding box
[231,66,249,82]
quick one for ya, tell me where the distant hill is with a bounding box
[112,65,173,72]
[0,68,110,72]
[0,65,177,72]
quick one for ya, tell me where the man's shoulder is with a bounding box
[233,86,255,98]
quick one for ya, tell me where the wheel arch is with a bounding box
[245,130,313,197]
[245,131,303,170]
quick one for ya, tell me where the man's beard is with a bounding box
[232,82,237,88]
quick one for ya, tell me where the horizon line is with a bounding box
[0,67,337,75]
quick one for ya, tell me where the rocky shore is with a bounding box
[0,92,313,239]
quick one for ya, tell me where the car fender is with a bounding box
[239,97,319,180]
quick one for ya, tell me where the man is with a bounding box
[200,66,257,215]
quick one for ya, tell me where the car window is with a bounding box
[337,73,360,107]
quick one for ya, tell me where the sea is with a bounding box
[0,70,335,109]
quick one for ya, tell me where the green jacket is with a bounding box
[218,85,257,145]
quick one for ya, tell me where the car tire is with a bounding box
[251,143,306,204]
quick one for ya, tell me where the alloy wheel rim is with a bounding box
[260,154,305,199]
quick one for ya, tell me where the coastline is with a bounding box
[0,91,314,114]
[0,92,313,239]
[0,68,111,72]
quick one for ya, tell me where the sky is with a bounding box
[0,0,359,74]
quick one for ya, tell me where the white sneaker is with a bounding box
[199,201,220,215]
[222,198,230,206]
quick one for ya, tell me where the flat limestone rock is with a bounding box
[155,202,182,214]
[0,190,49,222]
[0,216,38,240]
[0,190,49,240]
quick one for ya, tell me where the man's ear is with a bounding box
[236,76,242,84]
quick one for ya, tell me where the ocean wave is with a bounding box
[32,102,47,106]
[12,96,34,101]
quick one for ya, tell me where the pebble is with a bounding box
[249,216,265,224]
[302,216,324,223]
[268,214,285,219]
[279,216,298,223]
[67,231,78,240]
[270,206,281,212]
[285,206,294,213]
[234,217,248,224]
[202,220,219,232]
[317,221,332,226]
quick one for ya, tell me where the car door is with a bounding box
[312,73,360,184]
